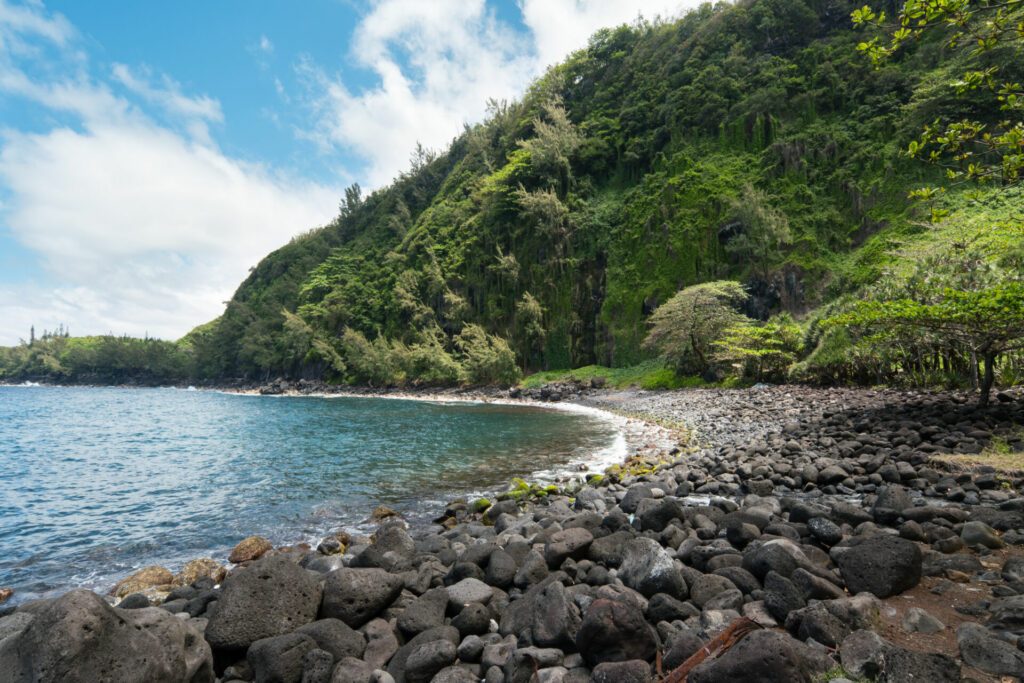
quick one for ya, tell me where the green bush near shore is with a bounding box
[519,361,710,391]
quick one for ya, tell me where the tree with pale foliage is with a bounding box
[643,281,750,374]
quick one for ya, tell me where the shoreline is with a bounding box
[4,384,1024,681]
[0,381,681,607]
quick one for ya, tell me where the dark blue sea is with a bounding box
[0,385,622,604]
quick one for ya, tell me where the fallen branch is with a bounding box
[661,617,763,682]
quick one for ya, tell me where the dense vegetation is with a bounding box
[2,0,1021,400]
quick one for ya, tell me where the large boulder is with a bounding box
[618,538,687,599]
[835,536,921,598]
[576,598,657,667]
[957,622,1024,678]
[320,568,403,628]
[0,589,213,683]
[688,630,825,683]
[205,555,322,651]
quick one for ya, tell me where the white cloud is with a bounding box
[0,2,338,344]
[0,121,337,343]
[520,0,694,70]
[302,0,701,187]
[259,35,273,54]
[111,63,222,124]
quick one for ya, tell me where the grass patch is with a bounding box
[519,360,709,391]
[933,435,1024,473]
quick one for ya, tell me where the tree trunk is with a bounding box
[980,350,996,406]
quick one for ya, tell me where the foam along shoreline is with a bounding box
[215,385,680,484]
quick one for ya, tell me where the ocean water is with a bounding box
[0,385,622,603]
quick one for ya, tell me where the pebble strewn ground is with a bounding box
[2,384,1024,683]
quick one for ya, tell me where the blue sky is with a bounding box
[0,0,695,345]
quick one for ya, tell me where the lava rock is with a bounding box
[688,629,825,683]
[294,618,365,661]
[957,622,1024,678]
[835,536,922,598]
[618,538,687,599]
[397,587,448,636]
[229,536,273,563]
[247,632,317,683]
[205,555,323,651]
[320,568,403,628]
[591,660,652,682]
[576,598,657,667]
[0,589,213,683]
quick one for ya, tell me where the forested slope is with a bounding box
[4,0,1020,388]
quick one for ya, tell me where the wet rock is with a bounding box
[118,592,151,609]
[111,565,174,598]
[576,598,657,667]
[229,536,273,563]
[619,538,687,599]
[0,589,213,683]
[688,629,825,683]
[248,632,316,683]
[835,536,921,598]
[205,555,322,651]
[175,558,226,587]
[957,622,1024,677]
[295,618,365,661]
[320,568,403,628]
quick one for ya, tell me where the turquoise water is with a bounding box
[0,386,621,603]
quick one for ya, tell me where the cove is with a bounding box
[0,385,622,603]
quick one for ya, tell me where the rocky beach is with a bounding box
[3,384,1024,682]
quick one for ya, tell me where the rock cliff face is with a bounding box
[2,386,1023,681]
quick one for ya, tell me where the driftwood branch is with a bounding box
[660,617,763,683]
